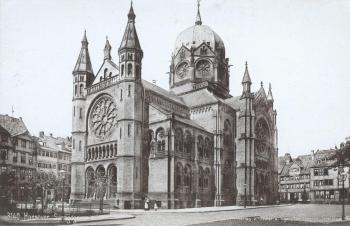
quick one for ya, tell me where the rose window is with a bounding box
[196,60,211,77]
[90,97,117,138]
[176,62,188,79]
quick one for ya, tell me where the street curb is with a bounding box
[76,215,135,223]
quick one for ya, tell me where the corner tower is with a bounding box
[71,31,94,202]
[116,3,145,208]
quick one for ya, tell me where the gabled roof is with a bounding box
[0,114,29,137]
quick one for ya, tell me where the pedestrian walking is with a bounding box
[154,201,158,211]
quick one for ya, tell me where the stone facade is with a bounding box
[70,4,278,208]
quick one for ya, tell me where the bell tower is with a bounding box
[71,31,94,202]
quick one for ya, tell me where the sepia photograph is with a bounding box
[0,0,349,225]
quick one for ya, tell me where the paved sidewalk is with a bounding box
[0,213,134,225]
[111,204,291,213]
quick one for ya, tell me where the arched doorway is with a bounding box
[107,165,117,199]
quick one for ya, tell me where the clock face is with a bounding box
[90,96,117,139]
[176,62,189,79]
[196,60,211,77]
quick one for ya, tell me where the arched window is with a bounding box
[79,140,82,152]
[198,166,204,189]
[136,65,140,78]
[128,85,131,97]
[114,143,117,156]
[184,131,192,154]
[175,128,183,152]
[223,119,232,147]
[176,162,183,188]
[74,85,77,96]
[79,84,84,95]
[120,89,123,101]
[197,135,204,158]
[109,72,112,78]
[104,68,108,79]
[204,168,210,188]
[127,63,132,76]
[156,127,166,152]
[204,137,210,158]
[121,64,124,76]
[184,164,191,187]
[108,165,117,198]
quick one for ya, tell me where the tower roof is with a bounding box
[104,36,112,60]
[195,0,202,25]
[242,61,252,84]
[73,30,94,74]
[267,83,274,101]
[119,3,142,51]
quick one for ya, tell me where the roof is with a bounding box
[37,133,71,152]
[174,24,224,54]
[142,79,186,106]
[73,31,94,74]
[310,149,338,167]
[174,115,209,133]
[224,96,244,111]
[181,89,222,108]
[242,63,252,84]
[119,4,141,51]
[0,114,29,136]
[278,153,313,176]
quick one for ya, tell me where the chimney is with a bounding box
[50,133,53,137]
[311,150,315,160]
[39,131,44,138]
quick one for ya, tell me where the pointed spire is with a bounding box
[104,36,112,60]
[267,83,274,102]
[73,30,93,74]
[128,0,136,22]
[242,61,252,84]
[119,2,142,52]
[195,0,202,25]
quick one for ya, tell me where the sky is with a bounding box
[0,0,349,157]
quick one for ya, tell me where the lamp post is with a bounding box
[59,170,66,222]
[337,144,347,221]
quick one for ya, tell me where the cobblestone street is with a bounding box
[73,204,350,226]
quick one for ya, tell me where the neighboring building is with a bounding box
[0,114,37,203]
[35,131,72,201]
[278,153,312,202]
[309,149,349,203]
[278,150,350,204]
[70,4,278,208]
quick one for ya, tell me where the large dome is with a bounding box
[174,24,225,54]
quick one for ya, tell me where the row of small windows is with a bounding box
[75,75,85,82]
[37,149,70,160]
[280,183,310,189]
[0,167,34,180]
[313,179,333,186]
[313,168,329,176]
[74,84,84,96]
[11,151,33,165]
[280,175,310,181]
[0,136,35,149]
[86,143,118,161]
